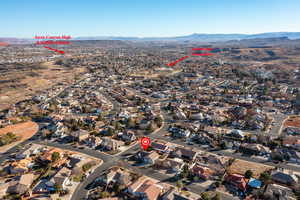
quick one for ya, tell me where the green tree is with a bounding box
[260,172,271,184]
[96,113,104,121]
[127,117,136,128]
[51,152,60,163]
[201,192,211,200]
[107,127,114,136]
[82,163,92,172]
[212,192,221,200]
[263,87,268,95]
[115,122,122,131]
[176,180,183,191]
[245,170,253,179]
[100,191,110,198]
[154,116,163,127]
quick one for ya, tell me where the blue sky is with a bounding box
[1,0,299,38]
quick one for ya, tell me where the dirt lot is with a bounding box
[0,61,86,110]
[0,121,38,153]
[227,159,274,178]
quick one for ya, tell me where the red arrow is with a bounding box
[44,46,65,54]
[166,56,189,67]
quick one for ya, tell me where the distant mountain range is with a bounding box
[1,32,300,44]
[74,32,300,42]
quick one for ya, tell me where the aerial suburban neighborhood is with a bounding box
[1,1,300,200]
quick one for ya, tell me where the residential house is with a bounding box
[10,158,34,174]
[174,109,187,120]
[200,154,228,175]
[239,143,271,155]
[264,184,296,200]
[112,169,132,186]
[161,187,190,200]
[16,144,45,159]
[283,136,300,150]
[97,169,119,185]
[101,137,124,151]
[7,173,34,195]
[189,112,204,120]
[227,129,245,140]
[156,157,185,173]
[46,167,72,190]
[50,122,67,137]
[95,121,105,132]
[271,170,298,185]
[139,119,151,130]
[143,151,160,164]
[127,177,163,200]
[169,127,190,138]
[39,148,67,167]
[119,131,136,142]
[190,163,213,180]
[71,129,89,142]
[285,149,300,164]
[224,174,247,192]
[173,147,198,161]
[285,126,300,136]
[85,135,102,148]
[151,141,172,154]
[0,181,17,199]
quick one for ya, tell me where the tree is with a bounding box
[201,192,211,200]
[260,172,271,184]
[219,141,228,150]
[223,88,228,94]
[127,117,135,128]
[176,180,183,191]
[100,191,110,198]
[115,122,122,131]
[272,153,284,162]
[263,87,269,95]
[245,170,253,179]
[212,192,221,200]
[96,113,104,121]
[54,59,63,65]
[215,181,221,188]
[51,152,60,163]
[193,176,200,182]
[154,116,163,127]
[82,163,93,172]
[107,127,114,136]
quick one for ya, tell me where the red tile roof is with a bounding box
[225,174,247,191]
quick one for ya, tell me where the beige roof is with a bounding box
[136,179,162,200]
[129,176,147,192]
[147,151,160,160]
[19,173,34,186]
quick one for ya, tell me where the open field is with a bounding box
[227,159,274,178]
[0,61,86,110]
[0,121,38,153]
